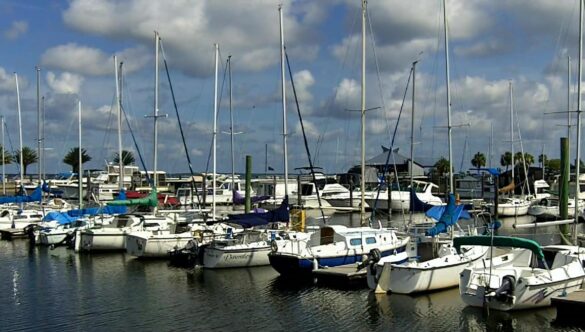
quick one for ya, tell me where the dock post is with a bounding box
[560,137,571,244]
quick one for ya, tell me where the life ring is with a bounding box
[270,240,278,253]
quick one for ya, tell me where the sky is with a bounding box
[0,0,582,176]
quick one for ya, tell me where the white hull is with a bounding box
[496,203,530,217]
[76,229,127,251]
[126,231,194,258]
[203,245,271,268]
[459,246,585,311]
[367,245,488,294]
[39,230,71,245]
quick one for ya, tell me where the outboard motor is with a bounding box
[357,248,381,271]
[494,275,516,303]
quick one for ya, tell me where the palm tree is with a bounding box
[0,145,12,165]
[523,153,534,168]
[113,150,135,165]
[63,147,92,173]
[471,152,486,170]
[13,146,38,176]
[434,157,451,176]
[514,152,534,168]
[500,151,512,171]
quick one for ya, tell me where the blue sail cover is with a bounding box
[43,211,80,225]
[41,182,64,197]
[425,194,470,237]
[0,185,42,204]
[226,197,289,228]
[232,189,270,205]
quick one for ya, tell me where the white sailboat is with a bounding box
[495,82,531,217]
[459,237,585,311]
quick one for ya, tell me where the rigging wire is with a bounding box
[285,48,327,223]
[160,39,202,207]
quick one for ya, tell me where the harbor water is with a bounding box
[0,212,583,331]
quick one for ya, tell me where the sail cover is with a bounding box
[107,189,158,207]
[226,197,289,228]
[0,185,42,204]
[425,194,470,237]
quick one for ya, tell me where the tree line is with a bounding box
[433,151,555,176]
[0,146,135,176]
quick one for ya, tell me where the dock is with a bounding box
[551,290,585,325]
[0,228,27,240]
[312,264,367,287]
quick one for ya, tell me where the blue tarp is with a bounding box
[0,186,42,204]
[425,194,470,237]
[43,211,80,225]
[226,196,289,228]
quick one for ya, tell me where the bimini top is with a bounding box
[453,235,544,261]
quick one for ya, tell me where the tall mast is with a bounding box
[569,56,572,139]
[114,55,124,190]
[36,66,41,185]
[153,31,160,188]
[510,81,515,190]
[575,0,583,244]
[360,0,367,223]
[78,100,83,209]
[279,5,289,198]
[41,96,45,180]
[213,43,219,219]
[410,61,417,225]
[14,73,23,189]
[444,0,453,194]
[228,55,235,209]
[1,116,5,195]
[489,122,493,168]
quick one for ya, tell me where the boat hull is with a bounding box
[76,229,127,251]
[203,246,271,268]
[126,232,194,258]
[269,245,407,277]
[368,246,488,294]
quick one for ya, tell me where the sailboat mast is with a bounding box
[153,31,160,188]
[360,0,367,221]
[14,73,23,189]
[213,43,219,219]
[36,66,41,185]
[410,61,417,225]
[228,55,235,209]
[569,56,572,139]
[114,55,123,190]
[574,0,583,244]
[443,0,453,194]
[510,81,515,190]
[1,116,5,195]
[279,5,289,198]
[78,100,83,209]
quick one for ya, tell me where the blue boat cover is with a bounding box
[425,194,470,237]
[232,189,270,205]
[226,196,289,228]
[0,185,42,204]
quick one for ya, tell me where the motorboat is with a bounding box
[268,224,409,277]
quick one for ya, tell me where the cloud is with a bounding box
[62,0,325,77]
[4,20,27,40]
[46,71,84,94]
[0,67,16,93]
[41,43,149,76]
[455,39,508,58]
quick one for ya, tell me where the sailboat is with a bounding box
[268,1,408,277]
[494,82,531,217]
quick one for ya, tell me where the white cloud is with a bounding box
[62,0,325,76]
[41,43,149,76]
[0,67,16,92]
[292,70,315,103]
[4,20,28,40]
[455,39,507,58]
[46,71,84,94]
